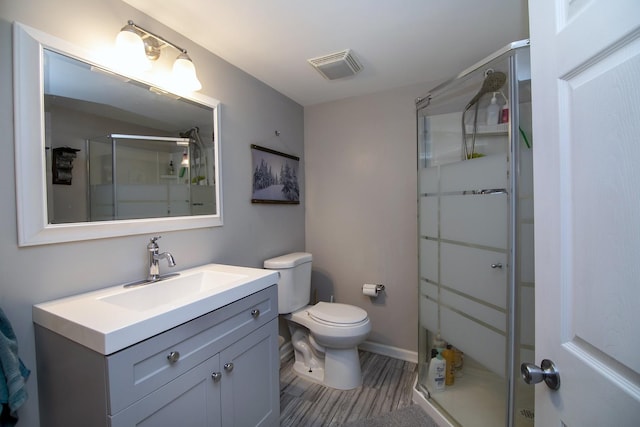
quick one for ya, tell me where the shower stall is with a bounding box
[415,41,534,427]
[87,132,215,221]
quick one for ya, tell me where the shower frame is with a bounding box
[86,133,195,221]
[414,40,533,427]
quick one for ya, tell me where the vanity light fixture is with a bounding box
[115,21,151,71]
[116,20,202,91]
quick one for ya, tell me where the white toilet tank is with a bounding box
[264,252,312,314]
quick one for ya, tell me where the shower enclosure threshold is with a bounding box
[414,361,535,427]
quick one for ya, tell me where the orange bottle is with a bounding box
[441,344,456,386]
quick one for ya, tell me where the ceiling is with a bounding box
[122,0,529,106]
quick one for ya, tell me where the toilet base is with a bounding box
[291,346,363,390]
[324,347,363,390]
[292,361,325,385]
[285,310,368,391]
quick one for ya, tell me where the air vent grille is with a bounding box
[307,49,362,80]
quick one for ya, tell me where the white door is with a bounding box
[529,0,640,425]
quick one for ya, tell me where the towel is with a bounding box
[0,308,30,425]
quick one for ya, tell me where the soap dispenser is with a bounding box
[486,92,500,126]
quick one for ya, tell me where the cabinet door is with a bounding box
[110,355,222,427]
[220,319,279,427]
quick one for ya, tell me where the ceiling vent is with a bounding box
[308,49,362,80]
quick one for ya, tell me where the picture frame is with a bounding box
[251,144,300,204]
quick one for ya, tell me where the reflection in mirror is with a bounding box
[13,23,222,246]
[44,49,217,224]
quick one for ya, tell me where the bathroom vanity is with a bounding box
[33,264,280,427]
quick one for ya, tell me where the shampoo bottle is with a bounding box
[442,344,456,386]
[486,92,500,126]
[453,346,464,378]
[427,349,446,392]
[500,98,509,124]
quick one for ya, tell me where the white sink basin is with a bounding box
[99,270,248,312]
[33,264,278,355]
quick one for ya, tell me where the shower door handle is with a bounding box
[521,359,560,390]
[491,263,503,269]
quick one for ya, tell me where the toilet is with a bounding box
[264,252,371,390]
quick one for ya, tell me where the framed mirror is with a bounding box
[13,23,222,246]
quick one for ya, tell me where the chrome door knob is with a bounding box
[211,372,222,382]
[521,359,560,390]
[251,309,260,318]
[224,362,234,372]
[167,351,180,363]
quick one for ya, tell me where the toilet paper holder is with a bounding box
[362,283,385,296]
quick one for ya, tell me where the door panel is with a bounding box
[529,0,640,424]
[567,44,640,374]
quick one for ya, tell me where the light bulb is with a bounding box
[115,24,151,72]
[172,53,202,91]
[181,149,189,166]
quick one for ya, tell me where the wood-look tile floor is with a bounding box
[279,351,418,426]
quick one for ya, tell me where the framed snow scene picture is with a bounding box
[251,144,300,204]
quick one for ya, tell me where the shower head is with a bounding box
[465,70,506,110]
[179,127,198,140]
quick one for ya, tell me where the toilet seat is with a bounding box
[307,302,368,325]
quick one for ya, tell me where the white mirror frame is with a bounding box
[13,23,222,246]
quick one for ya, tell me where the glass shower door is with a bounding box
[416,42,534,427]
[87,134,193,221]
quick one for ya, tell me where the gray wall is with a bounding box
[0,0,304,425]
[304,82,436,354]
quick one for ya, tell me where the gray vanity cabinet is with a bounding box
[35,285,279,427]
[111,322,278,427]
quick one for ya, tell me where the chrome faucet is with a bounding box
[147,236,176,282]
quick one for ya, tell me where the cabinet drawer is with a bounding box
[107,285,277,415]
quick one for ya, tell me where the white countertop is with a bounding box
[33,263,279,355]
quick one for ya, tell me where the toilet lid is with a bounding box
[307,302,368,324]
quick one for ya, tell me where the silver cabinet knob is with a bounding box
[211,372,222,382]
[521,359,560,390]
[224,362,234,372]
[251,309,260,318]
[491,263,503,269]
[167,351,180,363]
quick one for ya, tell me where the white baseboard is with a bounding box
[359,340,418,364]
